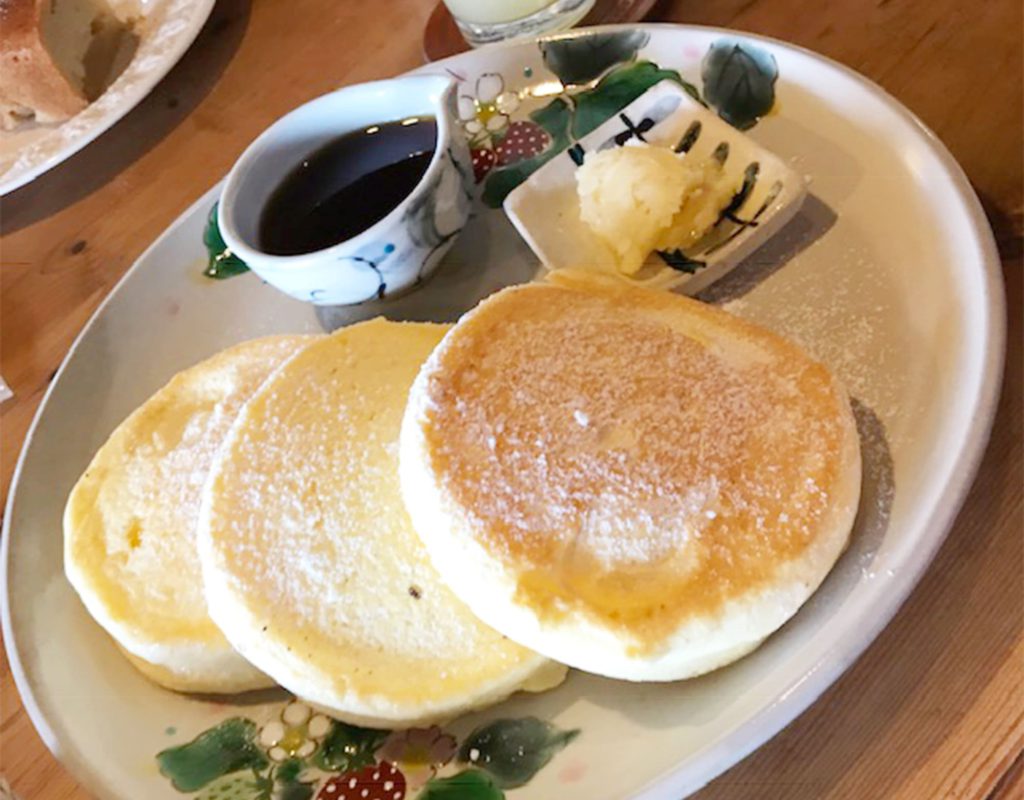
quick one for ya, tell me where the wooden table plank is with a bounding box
[2,0,1021,797]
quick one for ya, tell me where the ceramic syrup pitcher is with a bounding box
[218,75,473,305]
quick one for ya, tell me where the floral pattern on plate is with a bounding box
[445,30,777,207]
[157,700,578,800]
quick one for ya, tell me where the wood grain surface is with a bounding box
[1,0,1021,797]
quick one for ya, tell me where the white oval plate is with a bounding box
[0,0,215,196]
[2,24,1004,800]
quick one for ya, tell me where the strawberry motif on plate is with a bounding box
[495,121,551,167]
[316,762,406,800]
[471,121,552,183]
[470,148,497,182]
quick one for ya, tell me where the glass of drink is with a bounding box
[442,0,596,47]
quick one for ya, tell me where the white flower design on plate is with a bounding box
[457,73,520,143]
[258,700,332,762]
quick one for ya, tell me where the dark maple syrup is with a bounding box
[258,117,437,256]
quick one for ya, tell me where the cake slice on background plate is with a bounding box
[0,0,137,129]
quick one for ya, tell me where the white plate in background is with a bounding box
[0,0,214,195]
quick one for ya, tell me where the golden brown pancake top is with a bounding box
[420,279,855,650]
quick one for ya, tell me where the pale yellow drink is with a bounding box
[443,0,554,23]
[443,0,594,45]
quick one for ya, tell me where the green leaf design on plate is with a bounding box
[480,147,558,208]
[540,30,650,85]
[701,39,778,130]
[312,720,388,773]
[195,772,267,800]
[274,759,303,784]
[457,717,579,789]
[203,202,250,279]
[272,758,314,800]
[481,97,572,208]
[157,718,268,793]
[419,770,505,800]
[572,60,699,140]
[276,777,314,800]
[531,92,574,139]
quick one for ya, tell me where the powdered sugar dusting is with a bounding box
[81,336,307,628]
[714,245,904,433]
[205,323,540,691]
[421,283,857,640]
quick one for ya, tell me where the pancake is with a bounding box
[400,272,862,681]
[64,335,313,693]
[197,319,565,727]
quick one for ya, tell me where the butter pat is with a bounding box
[577,145,700,275]
[656,158,738,252]
[576,143,738,275]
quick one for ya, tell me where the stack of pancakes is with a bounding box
[65,272,860,725]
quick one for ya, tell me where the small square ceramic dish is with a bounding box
[504,79,807,295]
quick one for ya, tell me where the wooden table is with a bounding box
[1,1,1021,797]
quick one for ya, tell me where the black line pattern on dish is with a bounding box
[597,97,682,152]
[673,120,702,153]
[720,162,760,225]
[612,112,654,145]
[704,178,782,256]
[656,249,707,273]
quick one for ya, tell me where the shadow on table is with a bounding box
[976,187,1023,261]
[1,0,252,235]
